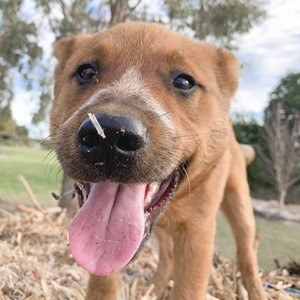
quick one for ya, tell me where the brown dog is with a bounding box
[50,22,266,300]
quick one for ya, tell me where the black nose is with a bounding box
[77,114,148,168]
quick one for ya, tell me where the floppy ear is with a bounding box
[53,37,74,100]
[54,37,74,62]
[216,48,240,99]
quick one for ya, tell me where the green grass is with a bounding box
[0,145,299,270]
[216,212,300,270]
[0,145,62,205]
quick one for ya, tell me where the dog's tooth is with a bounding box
[120,126,125,134]
[76,182,87,202]
[148,182,159,197]
[77,193,84,208]
[144,194,152,210]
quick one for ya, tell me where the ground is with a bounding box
[0,145,62,204]
[216,212,300,270]
[1,205,299,299]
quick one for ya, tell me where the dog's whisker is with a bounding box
[48,160,61,178]
[40,120,60,129]
[42,148,56,163]
[45,152,59,167]
[44,155,59,178]
[55,166,64,182]
[40,134,55,145]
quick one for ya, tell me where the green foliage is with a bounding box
[0,105,12,122]
[0,0,42,96]
[163,0,266,49]
[0,0,43,128]
[233,120,261,144]
[36,0,110,38]
[266,72,300,116]
[16,125,28,137]
[233,119,271,193]
[0,105,16,136]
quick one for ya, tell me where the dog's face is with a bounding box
[51,22,239,276]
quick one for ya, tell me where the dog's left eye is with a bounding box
[173,74,195,91]
[76,63,98,84]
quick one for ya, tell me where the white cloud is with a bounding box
[235,0,300,114]
[232,89,268,113]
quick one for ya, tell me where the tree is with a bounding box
[0,0,42,128]
[261,73,300,206]
[267,72,300,115]
[233,118,261,145]
[232,115,276,198]
[164,0,266,49]
[258,102,300,207]
[16,125,29,137]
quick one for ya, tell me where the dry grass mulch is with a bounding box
[0,205,299,300]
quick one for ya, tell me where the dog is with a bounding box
[50,22,266,300]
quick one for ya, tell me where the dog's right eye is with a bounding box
[172,73,197,95]
[76,63,98,84]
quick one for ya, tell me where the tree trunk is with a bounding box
[278,189,287,209]
[59,172,78,218]
[109,0,129,27]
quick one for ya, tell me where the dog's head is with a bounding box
[51,22,239,276]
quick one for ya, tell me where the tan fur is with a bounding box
[51,22,266,299]
[240,144,256,165]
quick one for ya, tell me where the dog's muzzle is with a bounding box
[66,112,186,277]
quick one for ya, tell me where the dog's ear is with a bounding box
[216,48,240,99]
[54,37,74,62]
[53,37,74,100]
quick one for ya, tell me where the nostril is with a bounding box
[77,114,147,167]
[78,128,101,148]
[116,134,145,152]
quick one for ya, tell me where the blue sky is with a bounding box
[11,0,300,137]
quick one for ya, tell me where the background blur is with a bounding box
[0,0,299,270]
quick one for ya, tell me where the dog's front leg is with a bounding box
[151,227,174,299]
[169,152,231,300]
[170,215,217,300]
[86,274,118,300]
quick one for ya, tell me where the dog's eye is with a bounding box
[173,74,195,91]
[76,63,98,84]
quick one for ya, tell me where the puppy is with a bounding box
[51,22,266,300]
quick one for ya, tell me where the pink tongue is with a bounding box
[69,181,147,276]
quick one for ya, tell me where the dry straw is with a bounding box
[87,113,106,139]
[0,205,299,299]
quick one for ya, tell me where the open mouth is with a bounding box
[69,164,184,276]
